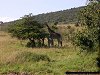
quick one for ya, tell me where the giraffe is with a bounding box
[45,23,62,47]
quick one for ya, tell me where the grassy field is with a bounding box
[0,25,98,75]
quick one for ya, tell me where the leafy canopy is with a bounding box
[75,2,100,51]
[8,14,48,40]
[8,14,49,47]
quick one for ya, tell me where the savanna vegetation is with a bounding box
[0,0,100,75]
[0,27,98,75]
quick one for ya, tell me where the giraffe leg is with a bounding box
[48,37,53,48]
[51,39,54,47]
[58,39,62,47]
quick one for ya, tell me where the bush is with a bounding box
[26,41,36,48]
[8,14,48,48]
[16,51,51,62]
[74,32,95,52]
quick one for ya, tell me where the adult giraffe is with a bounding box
[45,23,62,47]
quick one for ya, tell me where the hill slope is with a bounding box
[0,6,84,27]
[33,6,84,24]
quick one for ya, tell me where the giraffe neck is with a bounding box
[46,24,55,34]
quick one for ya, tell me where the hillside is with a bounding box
[0,6,84,31]
[0,6,84,27]
[33,6,84,24]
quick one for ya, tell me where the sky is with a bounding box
[0,0,86,22]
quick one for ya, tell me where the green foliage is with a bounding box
[74,2,100,71]
[16,51,51,62]
[8,14,49,47]
[79,4,99,28]
[54,22,58,25]
[32,7,84,24]
[26,41,36,48]
[51,25,58,30]
[96,57,100,71]
[8,19,28,39]
[74,2,100,52]
[74,32,95,51]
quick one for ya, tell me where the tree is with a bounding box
[8,14,49,47]
[74,2,100,51]
[74,1,100,71]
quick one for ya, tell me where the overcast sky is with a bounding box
[0,0,86,22]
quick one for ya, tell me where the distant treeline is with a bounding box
[33,6,84,24]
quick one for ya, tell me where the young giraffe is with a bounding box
[45,23,62,47]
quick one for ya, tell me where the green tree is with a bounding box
[74,2,100,51]
[8,14,48,47]
[74,1,100,71]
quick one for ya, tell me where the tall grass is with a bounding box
[0,25,98,75]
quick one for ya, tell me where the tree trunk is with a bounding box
[29,38,36,47]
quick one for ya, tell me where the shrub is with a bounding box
[16,51,51,63]
[74,32,95,52]
[26,41,36,48]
